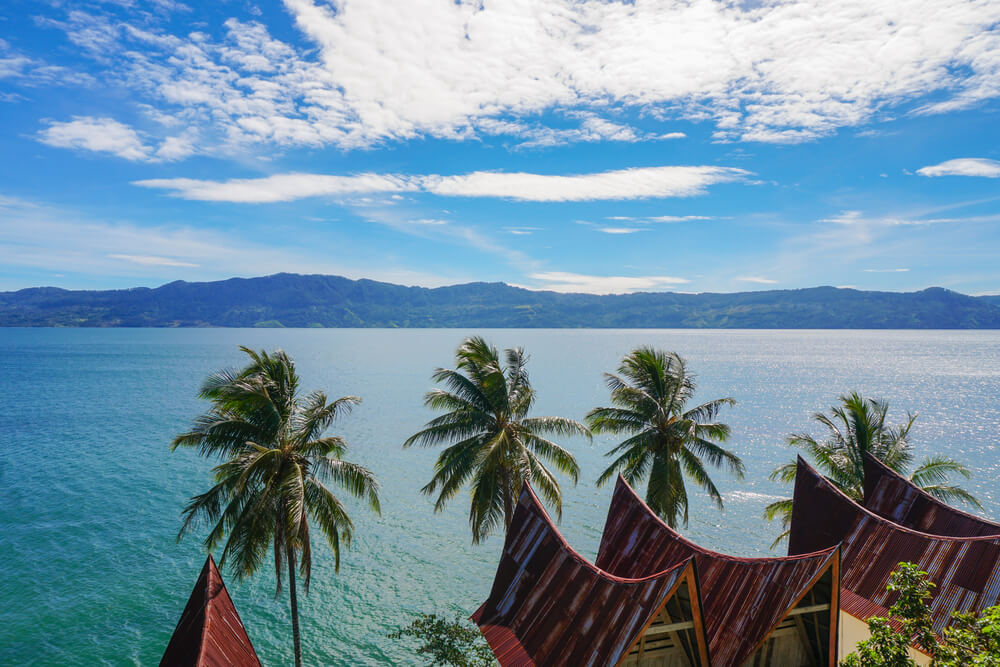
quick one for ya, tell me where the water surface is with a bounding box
[2,329,998,665]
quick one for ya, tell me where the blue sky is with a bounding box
[1,0,999,295]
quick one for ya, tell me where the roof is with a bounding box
[472,482,708,667]
[863,452,1000,537]
[595,476,840,666]
[160,555,262,667]
[789,456,1000,637]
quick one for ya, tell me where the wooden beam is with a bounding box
[787,603,831,616]
[641,620,696,636]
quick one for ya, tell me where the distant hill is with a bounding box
[979,294,1000,307]
[2,273,1000,328]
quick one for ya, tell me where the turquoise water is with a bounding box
[2,328,999,666]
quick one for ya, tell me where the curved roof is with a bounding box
[472,482,708,667]
[160,555,261,667]
[790,456,1000,636]
[595,476,840,667]
[863,452,1000,537]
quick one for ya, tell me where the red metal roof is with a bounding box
[789,456,1000,637]
[863,452,1000,537]
[472,482,708,667]
[595,476,840,666]
[160,555,262,667]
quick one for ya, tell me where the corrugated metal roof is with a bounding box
[595,476,840,667]
[160,555,262,667]
[790,456,1000,638]
[863,452,1000,537]
[472,483,708,667]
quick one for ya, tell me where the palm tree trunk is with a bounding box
[287,547,303,667]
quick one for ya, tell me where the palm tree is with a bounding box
[764,391,979,548]
[403,336,589,544]
[172,347,381,667]
[588,347,745,529]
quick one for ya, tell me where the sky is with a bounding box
[1,0,999,295]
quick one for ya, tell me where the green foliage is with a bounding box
[172,346,381,666]
[587,347,744,528]
[764,392,978,548]
[388,613,496,667]
[5,275,1000,328]
[841,563,1000,666]
[936,606,1000,666]
[404,336,589,543]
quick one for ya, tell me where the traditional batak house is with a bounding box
[789,456,1000,665]
[474,479,840,666]
[596,477,840,667]
[862,451,1000,537]
[472,483,711,667]
[160,555,261,667]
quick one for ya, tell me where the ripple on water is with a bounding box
[1,328,998,665]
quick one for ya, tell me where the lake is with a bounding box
[2,328,998,666]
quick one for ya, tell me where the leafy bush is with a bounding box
[388,613,496,666]
[841,562,1000,666]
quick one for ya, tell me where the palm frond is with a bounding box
[521,415,591,440]
[312,457,381,514]
[909,455,972,487]
[920,484,983,510]
[678,447,724,511]
[522,432,580,483]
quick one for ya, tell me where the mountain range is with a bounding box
[2,273,1000,328]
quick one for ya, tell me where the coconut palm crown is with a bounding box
[172,347,380,667]
[764,391,979,548]
[588,347,745,529]
[403,336,589,544]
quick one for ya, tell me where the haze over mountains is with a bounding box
[2,273,999,329]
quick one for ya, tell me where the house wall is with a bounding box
[838,611,930,666]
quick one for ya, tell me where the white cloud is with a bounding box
[863,268,910,273]
[37,116,199,162]
[479,113,679,148]
[597,227,645,234]
[108,253,199,267]
[917,158,1000,178]
[135,165,750,202]
[608,215,715,224]
[504,226,540,236]
[821,209,992,229]
[38,117,151,160]
[423,166,748,201]
[30,0,1000,152]
[154,130,198,161]
[736,276,778,284]
[135,172,420,202]
[527,271,689,295]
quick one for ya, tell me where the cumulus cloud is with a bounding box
[134,165,750,202]
[917,158,1000,178]
[37,116,198,162]
[29,0,1000,152]
[38,116,152,160]
[526,272,690,294]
